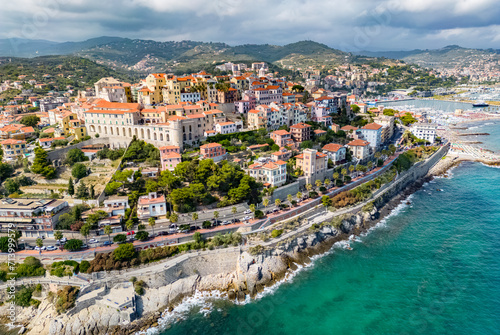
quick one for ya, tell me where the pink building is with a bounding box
[200,143,227,162]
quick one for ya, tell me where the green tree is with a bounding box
[4,178,20,195]
[296,191,302,200]
[135,231,149,241]
[126,220,134,231]
[80,224,90,245]
[305,184,313,192]
[67,178,74,196]
[31,147,56,179]
[324,179,331,189]
[113,234,127,243]
[64,239,83,251]
[113,243,135,261]
[213,211,219,220]
[75,181,89,199]
[249,204,255,213]
[315,179,322,190]
[65,148,87,166]
[231,206,237,222]
[349,165,355,176]
[341,168,347,182]
[104,225,112,242]
[350,104,360,113]
[193,232,203,243]
[287,194,293,204]
[263,198,269,210]
[54,230,63,243]
[275,198,281,208]
[36,238,43,249]
[148,217,156,235]
[169,213,178,223]
[322,195,332,212]
[71,163,87,179]
[20,115,40,127]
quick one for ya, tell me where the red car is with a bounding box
[127,231,135,235]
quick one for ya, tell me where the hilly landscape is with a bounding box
[355,45,500,69]
[0,37,373,74]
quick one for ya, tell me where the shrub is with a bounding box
[55,286,79,314]
[249,245,264,255]
[271,229,283,238]
[202,221,212,229]
[11,286,35,307]
[254,209,264,219]
[113,243,136,261]
[71,163,88,179]
[113,234,127,243]
[64,239,83,251]
[135,231,149,241]
[79,261,90,273]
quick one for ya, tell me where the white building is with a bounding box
[359,123,383,149]
[180,91,201,103]
[247,159,287,187]
[137,192,167,220]
[322,143,347,164]
[215,121,237,135]
[410,123,438,144]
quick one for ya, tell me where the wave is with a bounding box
[142,190,422,333]
[480,162,500,169]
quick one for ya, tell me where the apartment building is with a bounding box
[295,149,328,183]
[290,122,312,143]
[200,143,227,162]
[247,159,287,187]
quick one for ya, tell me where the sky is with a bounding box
[1,0,500,51]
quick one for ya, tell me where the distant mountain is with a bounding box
[0,37,365,73]
[354,45,500,68]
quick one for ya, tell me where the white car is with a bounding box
[60,237,67,243]
[243,215,251,221]
[46,246,57,251]
[88,238,98,244]
[244,209,252,214]
[34,246,46,251]
[222,220,231,225]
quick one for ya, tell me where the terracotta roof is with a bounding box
[314,129,327,134]
[1,139,26,145]
[341,125,358,131]
[272,130,290,136]
[159,145,180,150]
[348,139,370,146]
[361,123,383,130]
[161,152,181,159]
[200,143,223,149]
[322,143,344,152]
[290,122,311,129]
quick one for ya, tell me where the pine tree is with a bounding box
[89,184,95,199]
[76,181,89,199]
[67,178,74,196]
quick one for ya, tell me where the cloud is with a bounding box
[0,0,499,51]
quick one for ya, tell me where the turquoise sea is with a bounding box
[159,161,500,335]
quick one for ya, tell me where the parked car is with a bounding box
[127,231,135,236]
[232,218,240,223]
[103,241,113,246]
[273,208,279,212]
[244,209,252,214]
[159,231,169,236]
[34,246,46,251]
[243,215,251,221]
[81,244,89,249]
[46,246,57,251]
[60,237,67,243]
[88,238,98,244]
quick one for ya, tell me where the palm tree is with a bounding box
[249,204,256,213]
[213,211,219,221]
[231,206,237,222]
[263,198,270,210]
[126,219,134,231]
[324,179,331,189]
[275,198,281,208]
[296,191,302,200]
[367,161,373,171]
[54,230,63,244]
[341,168,347,182]
[148,217,156,235]
[349,165,355,177]
[333,172,340,181]
[374,152,382,160]
[80,224,90,245]
[104,225,112,242]
[287,194,293,205]
[315,179,322,190]
[305,184,313,192]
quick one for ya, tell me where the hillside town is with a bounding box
[0,60,446,252]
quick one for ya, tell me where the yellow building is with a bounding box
[68,120,88,140]
[59,112,79,135]
[1,139,28,161]
[143,73,166,105]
